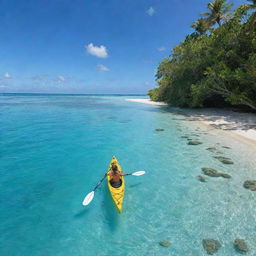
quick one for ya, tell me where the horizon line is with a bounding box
[0,92,147,96]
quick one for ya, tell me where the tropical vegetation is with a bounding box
[148,0,256,110]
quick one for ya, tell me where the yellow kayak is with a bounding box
[107,156,125,213]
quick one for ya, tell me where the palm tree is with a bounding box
[191,18,210,35]
[201,0,233,27]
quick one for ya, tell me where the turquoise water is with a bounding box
[1,95,256,256]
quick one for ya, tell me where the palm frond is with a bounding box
[223,3,233,13]
[201,12,211,17]
[221,12,234,21]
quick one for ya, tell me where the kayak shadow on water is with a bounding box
[102,184,119,232]
[73,207,91,219]
[128,182,142,189]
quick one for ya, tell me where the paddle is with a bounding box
[126,170,146,176]
[82,173,107,206]
[82,170,146,206]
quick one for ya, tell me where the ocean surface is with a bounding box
[1,94,256,256]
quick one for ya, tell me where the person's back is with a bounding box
[108,163,124,188]
[111,171,121,181]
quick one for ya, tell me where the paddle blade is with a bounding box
[82,191,95,206]
[132,171,146,176]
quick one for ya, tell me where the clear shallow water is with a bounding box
[0,95,256,256]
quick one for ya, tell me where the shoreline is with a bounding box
[126,98,256,145]
[125,98,168,106]
[196,120,256,146]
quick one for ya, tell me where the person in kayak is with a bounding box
[107,162,126,188]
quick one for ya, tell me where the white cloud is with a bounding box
[4,72,11,78]
[158,46,166,52]
[144,82,150,86]
[146,7,155,16]
[58,76,65,82]
[86,43,108,58]
[97,64,110,71]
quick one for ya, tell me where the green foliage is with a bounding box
[201,0,233,27]
[149,0,256,110]
[191,18,209,35]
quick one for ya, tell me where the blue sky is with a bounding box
[0,0,245,94]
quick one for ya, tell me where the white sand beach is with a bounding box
[126,98,168,106]
[126,98,256,144]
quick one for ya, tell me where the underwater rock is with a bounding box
[197,175,207,182]
[159,241,170,247]
[188,140,203,145]
[220,173,231,179]
[155,128,164,131]
[202,168,220,177]
[202,239,221,255]
[214,156,234,164]
[202,168,231,179]
[243,180,256,191]
[181,135,189,138]
[220,159,233,164]
[206,147,217,152]
[191,133,200,137]
[234,239,248,253]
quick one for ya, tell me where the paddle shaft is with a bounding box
[93,173,107,191]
